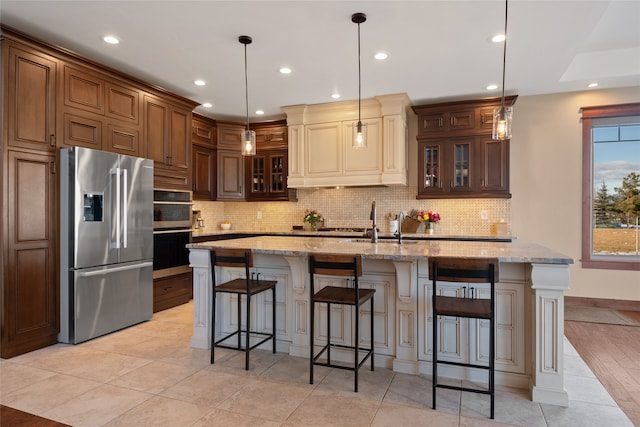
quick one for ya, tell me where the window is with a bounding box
[581,103,640,270]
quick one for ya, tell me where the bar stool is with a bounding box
[309,254,375,392]
[209,248,277,370]
[430,257,498,419]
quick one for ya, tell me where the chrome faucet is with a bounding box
[369,201,378,243]
[394,211,405,244]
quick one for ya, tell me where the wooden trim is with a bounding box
[565,296,640,312]
[580,103,640,119]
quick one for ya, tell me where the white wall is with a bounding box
[510,86,640,301]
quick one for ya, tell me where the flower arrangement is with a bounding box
[417,210,441,223]
[303,209,324,230]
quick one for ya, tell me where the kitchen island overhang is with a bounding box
[188,236,573,407]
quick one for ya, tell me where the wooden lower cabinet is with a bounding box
[153,272,192,313]
[2,150,59,358]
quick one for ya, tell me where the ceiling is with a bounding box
[2,1,639,122]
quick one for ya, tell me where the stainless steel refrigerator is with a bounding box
[59,147,154,344]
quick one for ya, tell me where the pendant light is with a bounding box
[352,12,367,149]
[239,35,256,156]
[492,0,513,140]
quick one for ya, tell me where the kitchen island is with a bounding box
[188,236,573,406]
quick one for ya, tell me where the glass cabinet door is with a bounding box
[424,145,440,189]
[270,154,285,193]
[251,155,266,193]
[451,139,473,192]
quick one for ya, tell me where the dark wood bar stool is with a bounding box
[430,257,498,419]
[309,254,375,392]
[209,248,277,370]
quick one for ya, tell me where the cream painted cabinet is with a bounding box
[417,261,525,375]
[304,119,382,183]
[214,264,292,346]
[283,93,410,188]
[311,262,395,357]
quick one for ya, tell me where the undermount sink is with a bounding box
[341,239,418,245]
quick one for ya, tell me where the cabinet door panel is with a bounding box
[169,108,189,170]
[62,112,102,149]
[145,99,168,164]
[344,119,382,175]
[107,123,140,156]
[64,65,104,114]
[193,146,216,200]
[217,150,244,199]
[106,83,139,123]
[7,45,57,151]
[3,151,58,358]
[306,123,341,175]
[480,137,509,193]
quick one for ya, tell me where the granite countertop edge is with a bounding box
[191,229,515,241]
[187,235,573,265]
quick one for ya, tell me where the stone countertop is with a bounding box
[188,235,573,265]
[191,229,514,242]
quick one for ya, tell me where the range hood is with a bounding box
[282,93,411,188]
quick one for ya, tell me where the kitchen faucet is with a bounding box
[394,212,404,244]
[369,201,378,243]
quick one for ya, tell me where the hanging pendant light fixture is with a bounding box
[239,35,256,156]
[352,12,367,149]
[492,0,513,140]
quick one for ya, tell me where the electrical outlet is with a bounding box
[480,210,489,220]
[257,210,262,219]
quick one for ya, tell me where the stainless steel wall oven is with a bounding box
[153,189,192,279]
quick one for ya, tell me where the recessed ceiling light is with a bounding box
[374,52,388,60]
[103,35,120,44]
[331,93,341,99]
[491,34,506,43]
[486,84,499,90]
[255,110,264,115]
[194,80,206,86]
[588,82,599,88]
[279,67,292,74]
[202,102,213,108]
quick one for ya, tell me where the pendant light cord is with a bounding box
[357,20,362,124]
[244,42,250,130]
[501,0,508,109]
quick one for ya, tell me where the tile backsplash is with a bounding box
[193,186,511,236]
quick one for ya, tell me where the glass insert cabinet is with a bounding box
[414,96,516,199]
[418,138,475,196]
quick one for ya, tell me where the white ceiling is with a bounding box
[2,1,639,121]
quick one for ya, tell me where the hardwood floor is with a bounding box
[0,404,70,426]
[564,310,640,427]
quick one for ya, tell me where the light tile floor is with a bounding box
[0,302,633,426]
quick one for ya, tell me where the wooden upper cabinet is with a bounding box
[192,114,217,200]
[217,122,244,150]
[414,96,516,199]
[255,121,287,150]
[58,62,142,155]
[192,115,216,148]
[418,109,475,134]
[144,94,192,189]
[6,43,58,152]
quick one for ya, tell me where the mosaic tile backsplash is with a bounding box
[193,186,511,236]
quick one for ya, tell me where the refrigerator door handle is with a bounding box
[111,167,121,249]
[77,261,153,277]
[122,168,128,249]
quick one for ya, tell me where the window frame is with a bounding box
[581,102,640,271]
